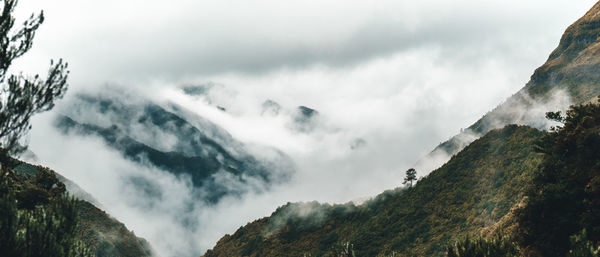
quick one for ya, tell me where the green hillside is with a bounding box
[0,157,155,257]
[204,101,600,257]
[204,125,545,257]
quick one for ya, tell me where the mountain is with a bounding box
[204,103,600,257]
[204,2,600,256]
[1,157,156,257]
[417,1,600,173]
[204,125,543,256]
[55,89,294,203]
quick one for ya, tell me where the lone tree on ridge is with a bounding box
[403,168,417,187]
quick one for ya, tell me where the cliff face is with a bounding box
[417,1,600,172]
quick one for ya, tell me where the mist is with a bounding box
[13,0,598,256]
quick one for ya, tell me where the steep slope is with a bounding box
[204,125,544,256]
[2,157,155,257]
[418,1,600,172]
[75,201,156,257]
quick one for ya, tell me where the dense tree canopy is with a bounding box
[0,163,91,257]
[517,99,600,256]
[0,1,84,256]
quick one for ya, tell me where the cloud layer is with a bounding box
[10,0,597,83]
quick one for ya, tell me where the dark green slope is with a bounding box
[204,125,544,257]
[1,158,155,257]
[75,201,155,257]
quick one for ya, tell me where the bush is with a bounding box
[0,168,91,257]
[517,101,600,256]
[446,235,519,257]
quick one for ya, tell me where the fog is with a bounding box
[13,0,598,256]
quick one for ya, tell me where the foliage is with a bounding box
[446,235,519,257]
[2,158,156,257]
[0,0,69,157]
[0,165,91,257]
[75,200,156,257]
[568,229,600,257]
[204,125,545,256]
[201,4,600,255]
[403,168,417,187]
[206,101,600,257]
[516,101,600,256]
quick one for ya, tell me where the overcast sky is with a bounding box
[14,1,599,256]
[11,0,597,84]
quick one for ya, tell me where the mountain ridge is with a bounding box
[203,125,544,256]
[54,90,294,203]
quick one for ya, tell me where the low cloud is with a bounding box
[27,50,576,257]
[27,48,577,256]
[415,89,573,174]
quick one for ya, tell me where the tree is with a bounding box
[403,168,417,187]
[446,235,519,257]
[0,165,92,257]
[517,100,600,256]
[0,0,69,158]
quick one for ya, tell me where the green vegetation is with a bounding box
[568,230,600,257]
[0,1,155,255]
[204,125,546,256]
[203,3,600,256]
[446,236,518,257]
[0,0,69,157]
[204,100,600,257]
[514,100,600,256]
[0,162,91,257]
[0,158,155,257]
[5,159,155,257]
[443,100,600,257]
[75,199,155,257]
[403,168,417,187]
[426,1,600,169]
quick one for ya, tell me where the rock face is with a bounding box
[417,2,600,172]
[292,106,320,133]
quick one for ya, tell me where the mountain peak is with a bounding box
[417,1,600,174]
[528,1,600,101]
